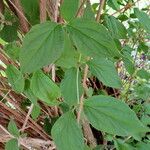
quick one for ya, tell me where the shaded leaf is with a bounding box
[6,65,24,93]
[4,42,20,60]
[21,0,39,25]
[122,46,135,75]
[114,139,133,150]
[30,71,61,105]
[88,57,122,88]
[0,22,18,42]
[31,105,41,120]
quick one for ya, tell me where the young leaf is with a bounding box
[67,19,121,58]
[8,119,20,137]
[31,105,41,120]
[88,57,122,88]
[60,0,79,21]
[30,70,61,105]
[51,112,84,150]
[83,95,148,139]
[60,68,82,106]
[20,22,64,73]
[104,16,127,39]
[56,33,79,69]
[5,139,19,150]
[6,65,24,93]
[134,8,150,33]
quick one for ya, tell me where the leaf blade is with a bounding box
[83,95,148,139]
[30,70,61,105]
[51,112,84,150]
[20,22,64,73]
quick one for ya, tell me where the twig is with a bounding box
[0,90,11,102]
[76,0,87,17]
[77,64,89,123]
[96,0,105,22]
[8,0,30,33]
[0,0,4,13]
[52,0,59,116]
[40,0,47,23]
[21,104,34,132]
[111,0,141,16]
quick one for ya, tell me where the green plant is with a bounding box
[0,0,150,149]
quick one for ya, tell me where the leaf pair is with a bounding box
[20,19,121,73]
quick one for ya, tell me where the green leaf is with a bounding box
[134,8,150,33]
[60,68,82,106]
[4,42,20,60]
[31,105,41,120]
[51,112,84,150]
[83,95,148,139]
[122,46,135,75]
[104,16,127,39]
[67,19,121,58]
[118,14,128,22]
[20,0,39,25]
[141,115,150,126]
[107,0,120,10]
[20,21,64,73]
[30,70,61,105]
[56,34,79,69]
[114,139,133,150]
[88,57,122,88]
[5,139,19,150]
[134,83,150,101]
[24,86,38,105]
[60,0,79,21]
[6,65,24,93]
[136,142,150,150]
[144,103,150,114]
[0,22,18,42]
[138,42,149,53]
[83,1,95,21]
[137,69,150,80]
[8,119,19,137]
